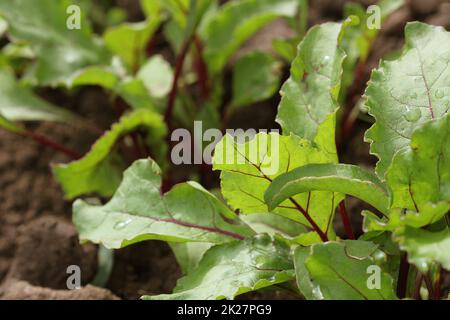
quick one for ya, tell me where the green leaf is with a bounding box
[73,158,254,249]
[53,109,166,199]
[0,70,77,123]
[364,202,450,233]
[240,213,307,239]
[69,65,121,90]
[265,163,390,214]
[276,21,355,144]
[365,22,450,177]
[137,54,174,98]
[169,242,213,275]
[200,0,299,73]
[115,78,158,111]
[0,0,111,86]
[395,227,450,272]
[293,246,316,300]
[144,234,294,300]
[231,51,282,108]
[386,115,450,211]
[213,133,342,234]
[303,241,398,300]
[103,19,160,71]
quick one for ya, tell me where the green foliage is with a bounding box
[200,0,299,73]
[365,22,450,177]
[53,110,166,199]
[341,0,404,100]
[145,234,294,300]
[395,227,450,273]
[137,55,174,99]
[231,51,282,108]
[212,133,342,234]
[386,115,450,211]
[73,158,254,248]
[0,0,448,301]
[265,163,390,214]
[277,20,355,146]
[0,69,77,123]
[296,241,397,300]
[103,19,159,71]
[0,0,111,86]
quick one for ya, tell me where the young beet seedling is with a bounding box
[0,0,448,300]
[74,20,449,300]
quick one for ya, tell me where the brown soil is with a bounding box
[0,0,449,300]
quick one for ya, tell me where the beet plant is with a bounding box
[0,0,448,300]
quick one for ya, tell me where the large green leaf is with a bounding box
[0,0,111,86]
[200,0,299,73]
[365,22,450,177]
[395,227,450,272]
[364,202,450,233]
[265,163,390,214]
[231,51,282,108]
[302,241,398,300]
[53,110,166,199]
[145,234,294,300]
[240,213,307,239]
[386,115,450,211]
[276,21,355,145]
[213,133,342,236]
[73,159,254,249]
[0,70,77,123]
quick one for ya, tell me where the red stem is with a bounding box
[397,253,411,299]
[193,35,210,100]
[23,130,81,160]
[338,201,355,240]
[164,35,195,132]
[337,60,366,152]
[289,197,328,242]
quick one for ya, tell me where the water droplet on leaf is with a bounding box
[114,218,132,230]
[404,106,421,122]
[435,89,445,99]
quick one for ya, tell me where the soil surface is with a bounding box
[0,0,449,300]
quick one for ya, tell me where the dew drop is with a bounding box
[113,218,132,230]
[435,89,445,99]
[322,55,331,65]
[404,106,421,122]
